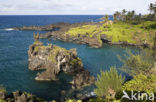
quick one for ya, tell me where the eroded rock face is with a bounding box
[0,92,5,100]
[14,22,103,48]
[0,91,44,102]
[28,41,95,88]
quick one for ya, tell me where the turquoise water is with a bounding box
[0,15,138,100]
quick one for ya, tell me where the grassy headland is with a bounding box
[66,20,156,47]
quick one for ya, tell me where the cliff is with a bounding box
[28,35,95,89]
[14,22,152,48]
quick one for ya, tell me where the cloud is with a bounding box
[0,0,155,15]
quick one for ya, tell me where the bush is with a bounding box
[88,97,121,102]
[123,74,156,94]
[0,86,6,93]
[94,67,125,98]
[118,49,154,76]
[65,99,82,102]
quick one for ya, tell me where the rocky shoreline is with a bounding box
[28,34,95,89]
[0,90,44,102]
[0,89,96,102]
[14,22,147,48]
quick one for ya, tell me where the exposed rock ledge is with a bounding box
[14,22,103,48]
[28,34,95,89]
[0,91,44,102]
[14,22,148,48]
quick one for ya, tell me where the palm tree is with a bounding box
[122,9,127,21]
[153,2,156,14]
[149,3,153,14]
[113,13,117,23]
[131,10,135,19]
[101,15,109,23]
[104,15,109,22]
[114,11,121,21]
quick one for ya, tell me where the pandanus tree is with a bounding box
[101,15,109,23]
[113,13,117,23]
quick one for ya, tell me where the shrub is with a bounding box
[0,85,6,93]
[94,67,125,98]
[65,99,82,102]
[118,49,154,76]
[88,97,121,102]
[123,74,156,94]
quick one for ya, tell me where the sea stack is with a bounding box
[28,33,95,89]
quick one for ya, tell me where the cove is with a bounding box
[0,15,138,100]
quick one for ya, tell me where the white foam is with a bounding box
[4,28,14,31]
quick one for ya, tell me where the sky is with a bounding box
[0,0,155,15]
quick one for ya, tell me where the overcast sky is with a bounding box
[0,0,155,15]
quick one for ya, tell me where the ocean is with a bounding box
[0,15,137,100]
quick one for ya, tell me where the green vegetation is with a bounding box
[70,57,82,65]
[93,47,156,101]
[118,49,155,76]
[0,100,7,102]
[66,20,155,46]
[123,74,156,94]
[34,45,48,52]
[65,2,156,47]
[65,99,82,102]
[48,45,67,63]
[94,67,124,98]
[66,25,98,37]
[0,85,6,93]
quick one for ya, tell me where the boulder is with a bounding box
[0,92,6,100]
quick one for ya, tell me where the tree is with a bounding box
[114,11,121,21]
[149,3,153,14]
[94,67,125,99]
[101,15,109,23]
[123,74,156,94]
[113,13,117,23]
[122,9,127,21]
[118,50,154,76]
[149,2,156,14]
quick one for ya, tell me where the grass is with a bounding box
[33,43,83,66]
[101,23,136,43]
[70,57,82,65]
[0,85,6,93]
[48,45,67,64]
[66,25,97,37]
[65,21,156,46]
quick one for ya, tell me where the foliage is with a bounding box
[100,15,109,23]
[101,22,136,43]
[149,2,156,14]
[88,97,121,102]
[66,25,97,37]
[140,21,156,29]
[65,99,82,102]
[48,45,68,63]
[66,20,156,46]
[0,85,6,93]
[94,67,125,98]
[70,57,82,65]
[66,25,103,44]
[118,49,155,76]
[0,100,7,102]
[123,74,156,94]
